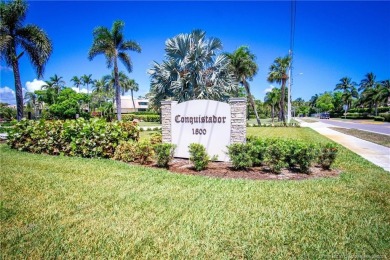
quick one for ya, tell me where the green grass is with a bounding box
[138,121,161,127]
[329,127,390,148]
[247,118,299,125]
[1,128,390,258]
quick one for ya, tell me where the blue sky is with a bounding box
[1,0,389,105]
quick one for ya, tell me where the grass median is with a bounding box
[1,127,389,258]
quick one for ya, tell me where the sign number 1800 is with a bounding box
[192,128,207,135]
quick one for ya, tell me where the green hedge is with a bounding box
[345,112,371,119]
[122,114,160,122]
[227,137,338,173]
[348,107,389,114]
[7,118,139,158]
[378,113,390,122]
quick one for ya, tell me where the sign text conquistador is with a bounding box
[161,98,246,162]
[172,100,230,161]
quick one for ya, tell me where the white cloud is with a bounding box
[71,87,88,93]
[25,79,46,93]
[264,85,275,93]
[0,65,12,72]
[0,86,16,104]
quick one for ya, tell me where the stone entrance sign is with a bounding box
[161,98,246,162]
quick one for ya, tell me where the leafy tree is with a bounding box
[316,92,334,112]
[1,0,52,120]
[332,91,344,113]
[49,88,90,119]
[267,55,291,125]
[88,20,141,120]
[225,46,260,125]
[148,29,236,110]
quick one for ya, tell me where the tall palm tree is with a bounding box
[0,0,52,120]
[225,46,261,125]
[264,87,280,123]
[359,72,376,93]
[123,78,139,110]
[49,74,65,95]
[334,77,358,110]
[267,55,291,125]
[71,76,82,93]
[88,20,141,121]
[81,74,93,94]
[41,81,57,104]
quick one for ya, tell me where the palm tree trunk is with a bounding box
[243,80,261,125]
[114,58,121,121]
[271,105,274,123]
[131,90,136,112]
[11,48,23,121]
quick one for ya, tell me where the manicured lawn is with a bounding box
[329,127,390,148]
[138,121,161,127]
[1,128,389,258]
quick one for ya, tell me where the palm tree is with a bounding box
[379,79,390,106]
[225,46,261,125]
[1,0,52,120]
[267,55,291,125]
[123,78,139,110]
[359,72,376,92]
[367,84,384,115]
[264,87,280,123]
[88,20,141,121]
[71,76,82,93]
[334,77,358,110]
[49,74,65,95]
[81,74,93,94]
[24,91,37,118]
[148,30,236,109]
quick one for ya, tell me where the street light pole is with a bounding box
[287,50,292,123]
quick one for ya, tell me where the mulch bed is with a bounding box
[146,158,341,181]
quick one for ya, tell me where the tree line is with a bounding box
[2,0,388,123]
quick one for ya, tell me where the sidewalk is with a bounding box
[296,119,390,172]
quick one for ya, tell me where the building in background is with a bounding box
[120,96,149,113]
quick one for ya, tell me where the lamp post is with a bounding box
[287,65,303,123]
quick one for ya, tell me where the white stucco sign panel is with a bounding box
[171,100,231,161]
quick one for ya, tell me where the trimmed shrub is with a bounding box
[149,132,162,145]
[113,141,138,162]
[379,113,390,122]
[122,114,160,122]
[286,141,318,173]
[247,137,268,166]
[113,139,154,164]
[154,143,176,168]
[227,143,253,170]
[318,143,338,170]
[7,118,139,158]
[188,143,209,171]
[374,116,385,121]
[263,139,288,173]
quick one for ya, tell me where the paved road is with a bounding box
[317,119,390,135]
